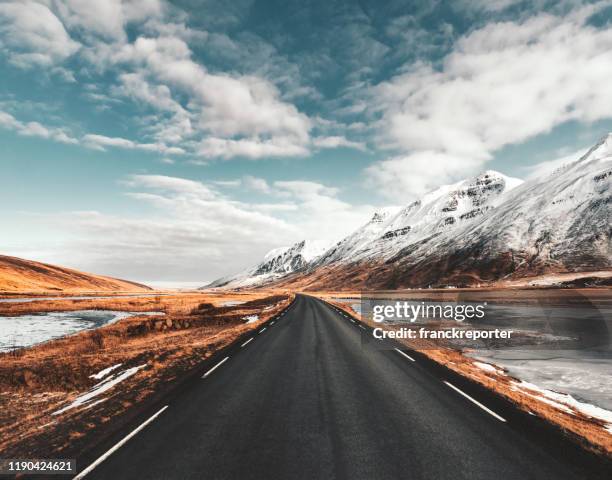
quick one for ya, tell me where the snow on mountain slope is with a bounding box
[316,170,522,266]
[209,134,611,290]
[447,134,612,270]
[314,206,401,266]
[363,134,612,287]
[207,240,330,288]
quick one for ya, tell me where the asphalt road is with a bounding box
[75,294,610,480]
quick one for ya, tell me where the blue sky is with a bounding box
[1,0,611,283]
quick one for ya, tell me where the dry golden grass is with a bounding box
[0,291,293,457]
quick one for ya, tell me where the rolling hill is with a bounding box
[0,255,151,293]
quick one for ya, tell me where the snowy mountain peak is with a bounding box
[577,132,612,164]
[369,206,401,223]
[208,239,331,288]
[313,169,523,267]
[253,240,329,276]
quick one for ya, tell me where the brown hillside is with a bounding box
[0,255,151,293]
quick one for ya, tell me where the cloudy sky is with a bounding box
[1,0,612,283]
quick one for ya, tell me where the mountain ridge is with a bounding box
[209,135,611,290]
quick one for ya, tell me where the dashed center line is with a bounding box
[259,327,267,333]
[241,338,253,347]
[444,381,506,422]
[202,357,229,379]
[394,348,415,362]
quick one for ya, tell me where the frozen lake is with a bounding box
[0,310,163,352]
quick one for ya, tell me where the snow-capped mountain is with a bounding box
[409,133,612,284]
[310,135,611,289]
[207,240,330,288]
[209,134,611,290]
[315,170,522,266]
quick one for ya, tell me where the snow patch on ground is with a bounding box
[474,361,505,375]
[243,315,259,324]
[90,363,123,380]
[53,364,146,416]
[513,380,612,431]
[221,300,246,307]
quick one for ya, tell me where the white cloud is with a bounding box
[0,1,80,68]
[242,176,271,194]
[22,174,374,281]
[213,179,241,187]
[312,135,367,151]
[369,4,612,199]
[273,180,374,243]
[123,174,216,198]
[0,1,315,161]
[83,133,185,155]
[0,108,190,154]
[365,151,482,201]
[89,33,312,160]
[197,136,309,159]
[44,175,295,281]
[54,0,164,41]
[0,110,78,144]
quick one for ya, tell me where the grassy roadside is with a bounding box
[0,291,294,458]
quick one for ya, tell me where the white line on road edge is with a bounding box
[270,321,275,325]
[259,327,267,333]
[241,338,253,347]
[359,325,366,330]
[444,381,506,422]
[202,357,229,378]
[350,319,355,323]
[394,348,415,362]
[73,405,169,479]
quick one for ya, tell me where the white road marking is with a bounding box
[394,348,415,362]
[350,319,356,323]
[202,357,229,378]
[444,381,506,422]
[270,321,275,325]
[73,405,169,479]
[259,327,267,333]
[241,338,253,348]
[359,325,366,330]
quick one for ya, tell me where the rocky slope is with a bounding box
[0,255,151,293]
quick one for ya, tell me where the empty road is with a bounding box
[75,294,610,480]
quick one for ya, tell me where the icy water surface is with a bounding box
[0,310,163,352]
